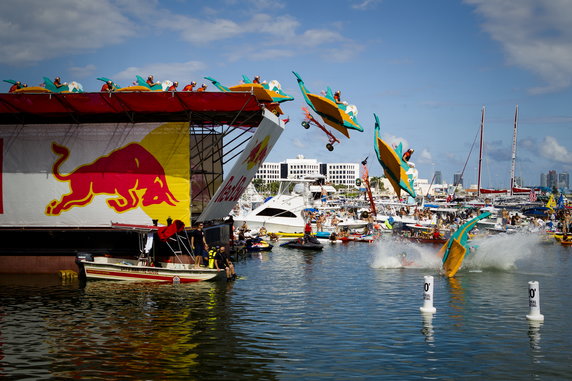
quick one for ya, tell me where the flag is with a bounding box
[529,189,537,202]
[546,194,556,209]
[557,194,565,209]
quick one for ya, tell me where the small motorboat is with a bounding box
[245,237,273,252]
[280,235,323,250]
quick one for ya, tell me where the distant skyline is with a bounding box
[1,0,571,188]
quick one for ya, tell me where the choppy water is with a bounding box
[1,232,571,380]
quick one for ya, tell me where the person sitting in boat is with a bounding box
[191,222,208,267]
[334,90,342,104]
[252,75,261,84]
[146,75,160,87]
[402,148,414,162]
[8,81,22,92]
[168,81,178,91]
[216,246,236,281]
[196,83,208,92]
[183,81,196,91]
[258,226,267,236]
[100,80,115,92]
[53,77,65,88]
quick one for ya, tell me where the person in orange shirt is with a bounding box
[334,90,342,104]
[146,75,160,87]
[196,83,207,92]
[252,75,261,84]
[182,81,196,91]
[53,77,65,88]
[167,81,178,91]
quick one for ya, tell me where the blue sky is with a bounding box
[2,0,571,188]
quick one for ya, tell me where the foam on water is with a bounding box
[370,236,442,269]
[464,231,544,271]
[370,231,545,273]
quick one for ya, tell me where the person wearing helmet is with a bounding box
[334,90,342,104]
[196,83,207,92]
[183,81,197,91]
[146,75,160,87]
[252,75,261,84]
[402,148,414,162]
[53,77,64,88]
[168,81,178,91]
[8,81,22,92]
[100,80,115,92]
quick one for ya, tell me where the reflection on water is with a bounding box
[1,240,572,379]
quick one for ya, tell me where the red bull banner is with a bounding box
[0,122,190,227]
[198,110,284,222]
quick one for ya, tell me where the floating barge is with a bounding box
[0,91,285,273]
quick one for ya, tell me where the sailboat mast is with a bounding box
[510,105,518,196]
[477,106,485,197]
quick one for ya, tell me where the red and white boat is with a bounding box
[79,256,224,283]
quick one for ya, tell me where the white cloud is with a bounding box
[382,133,409,151]
[292,138,306,149]
[0,0,135,65]
[352,0,382,10]
[417,148,433,164]
[69,64,97,79]
[466,0,572,93]
[113,61,206,83]
[539,136,572,163]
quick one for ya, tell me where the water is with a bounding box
[1,234,571,380]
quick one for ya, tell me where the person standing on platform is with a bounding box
[191,222,208,267]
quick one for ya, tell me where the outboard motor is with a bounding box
[75,252,94,265]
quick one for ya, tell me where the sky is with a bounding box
[1,0,571,188]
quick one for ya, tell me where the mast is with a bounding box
[510,105,518,196]
[477,106,485,197]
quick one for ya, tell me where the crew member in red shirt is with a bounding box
[252,75,261,84]
[196,83,207,92]
[8,81,22,92]
[100,81,115,92]
[167,81,178,91]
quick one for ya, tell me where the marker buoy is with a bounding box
[420,275,436,314]
[526,281,544,322]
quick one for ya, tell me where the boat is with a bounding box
[245,237,273,252]
[280,235,324,250]
[339,234,376,243]
[77,254,224,283]
[234,175,334,234]
[76,220,226,283]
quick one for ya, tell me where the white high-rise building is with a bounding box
[253,155,359,185]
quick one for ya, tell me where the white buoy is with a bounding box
[526,281,544,321]
[420,275,437,314]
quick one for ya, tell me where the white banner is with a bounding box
[0,122,191,227]
[198,109,285,222]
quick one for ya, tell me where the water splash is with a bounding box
[370,236,441,269]
[464,231,544,271]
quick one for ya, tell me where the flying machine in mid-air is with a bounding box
[292,71,363,151]
[373,113,416,199]
[204,75,294,115]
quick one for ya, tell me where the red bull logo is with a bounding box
[46,142,179,216]
[242,135,270,170]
